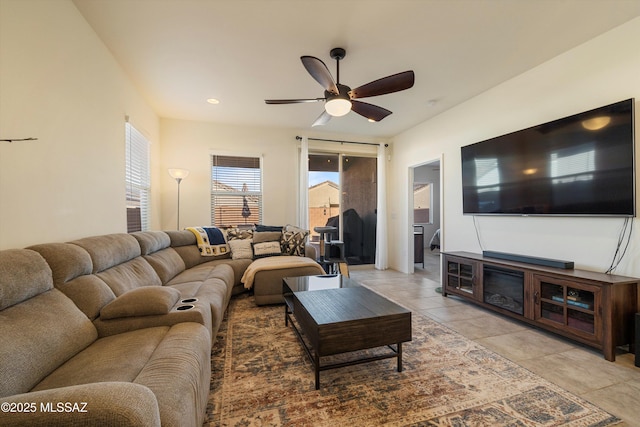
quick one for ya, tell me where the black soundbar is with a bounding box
[483,251,574,269]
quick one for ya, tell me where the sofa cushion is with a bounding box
[133,322,211,427]
[32,327,171,390]
[0,382,162,427]
[200,258,253,288]
[0,287,97,397]
[97,257,162,296]
[27,243,92,287]
[229,239,253,260]
[71,234,141,273]
[59,275,117,321]
[132,231,171,255]
[252,231,281,244]
[166,230,230,268]
[28,243,116,320]
[165,229,197,247]
[143,248,186,284]
[0,249,53,310]
[100,287,181,320]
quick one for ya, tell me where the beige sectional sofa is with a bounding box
[0,228,321,426]
[165,229,322,305]
[0,247,211,426]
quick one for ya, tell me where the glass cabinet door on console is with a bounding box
[444,257,480,300]
[533,275,602,344]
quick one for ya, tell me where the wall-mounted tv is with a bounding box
[461,99,635,217]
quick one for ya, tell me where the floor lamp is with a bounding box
[168,168,190,230]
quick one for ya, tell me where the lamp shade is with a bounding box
[168,168,190,180]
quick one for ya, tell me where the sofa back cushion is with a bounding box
[71,233,162,296]
[0,249,52,311]
[133,231,186,284]
[132,230,170,255]
[97,257,162,296]
[165,230,213,269]
[71,234,141,273]
[0,249,97,397]
[28,242,117,320]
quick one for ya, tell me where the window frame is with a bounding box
[210,153,263,227]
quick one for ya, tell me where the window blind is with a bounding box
[211,154,262,227]
[125,122,151,232]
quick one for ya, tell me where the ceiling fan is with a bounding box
[265,47,415,127]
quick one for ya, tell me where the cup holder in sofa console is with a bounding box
[181,298,198,304]
[176,304,195,311]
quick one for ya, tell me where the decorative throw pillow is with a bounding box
[281,225,309,256]
[228,239,253,260]
[254,224,283,232]
[253,241,282,258]
[225,227,254,241]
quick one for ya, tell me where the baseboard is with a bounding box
[483,250,574,269]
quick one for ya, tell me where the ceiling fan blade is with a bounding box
[351,100,392,122]
[301,56,339,95]
[349,70,415,99]
[311,110,332,127]
[265,98,324,104]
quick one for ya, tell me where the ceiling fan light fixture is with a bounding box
[582,116,611,130]
[325,98,352,117]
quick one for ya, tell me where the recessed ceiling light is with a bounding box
[206,98,220,105]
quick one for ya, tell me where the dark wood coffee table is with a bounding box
[283,275,412,389]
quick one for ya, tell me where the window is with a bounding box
[125,121,151,233]
[211,154,262,227]
[413,182,432,224]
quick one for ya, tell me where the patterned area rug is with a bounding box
[205,293,621,426]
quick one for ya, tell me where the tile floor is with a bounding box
[349,252,640,426]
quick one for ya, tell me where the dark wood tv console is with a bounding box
[442,251,639,361]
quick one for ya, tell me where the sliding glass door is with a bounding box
[308,153,377,265]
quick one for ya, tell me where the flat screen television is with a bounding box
[461,98,635,216]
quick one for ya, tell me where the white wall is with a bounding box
[159,119,383,231]
[389,17,640,277]
[0,0,160,249]
[160,119,300,230]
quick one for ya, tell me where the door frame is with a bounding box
[408,155,443,274]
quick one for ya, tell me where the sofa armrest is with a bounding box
[0,382,160,427]
[100,286,180,320]
[305,244,316,260]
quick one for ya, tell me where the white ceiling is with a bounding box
[72,0,640,138]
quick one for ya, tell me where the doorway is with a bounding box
[308,153,377,265]
[410,158,441,276]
